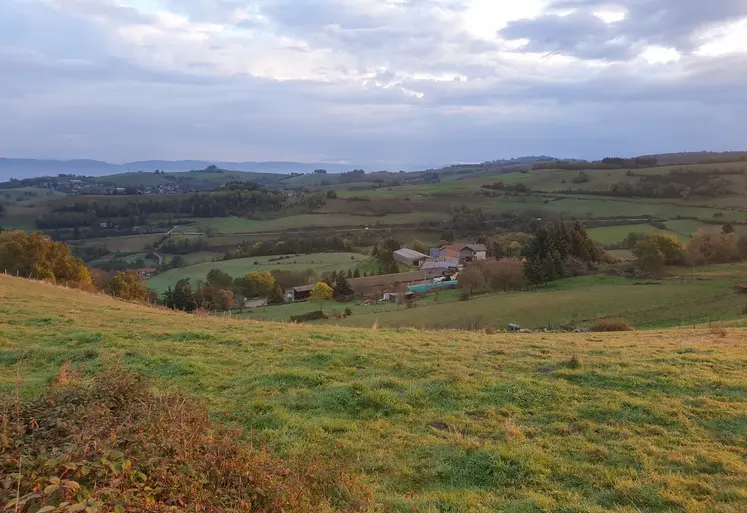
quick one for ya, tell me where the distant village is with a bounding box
[39,177,187,196]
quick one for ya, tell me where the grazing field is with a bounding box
[1,276,746,512]
[330,272,746,330]
[0,186,65,202]
[70,233,164,253]
[187,212,451,234]
[147,252,369,292]
[235,289,462,323]
[587,224,669,245]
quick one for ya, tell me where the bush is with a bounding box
[344,307,353,317]
[0,367,372,512]
[591,317,634,332]
[289,310,328,323]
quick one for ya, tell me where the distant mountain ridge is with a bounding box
[0,158,356,181]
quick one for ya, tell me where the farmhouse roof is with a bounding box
[291,284,315,293]
[393,248,428,260]
[420,260,459,270]
[442,243,467,252]
[466,244,487,252]
[442,243,486,252]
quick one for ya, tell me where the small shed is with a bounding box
[393,248,429,267]
[389,291,415,305]
[285,284,315,302]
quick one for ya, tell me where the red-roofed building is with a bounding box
[437,243,487,263]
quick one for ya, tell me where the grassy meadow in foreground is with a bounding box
[1,276,746,512]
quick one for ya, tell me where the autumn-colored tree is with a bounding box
[643,233,684,264]
[310,282,333,310]
[458,265,488,297]
[194,282,234,311]
[687,229,740,264]
[234,271,275,299]
[485,258,526,291]
[411,239,428,255]
[0,230,92,289]
[105,271,152,303]
[633,238,666,276]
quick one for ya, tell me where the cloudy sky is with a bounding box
[2,0,746,168]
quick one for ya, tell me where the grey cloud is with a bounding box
[501,0,747,60]
[500,11,640,60]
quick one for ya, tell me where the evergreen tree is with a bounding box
[173,279,197,312]
[524,257,547,285]
[332,273,354,299]
[161,286,176,309]
[353,268,361,278]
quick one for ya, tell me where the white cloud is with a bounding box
[695,17,747,57]
[640,45,681,64]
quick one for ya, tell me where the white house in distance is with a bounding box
[393,248,429,267]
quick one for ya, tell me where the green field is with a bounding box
[147,252,369,292]
[2,276,746,511]
[235,289,462,322]
[70,233,164,253]
[587,224,669,245]
[0,187,65,202]
[186,212,451,234]
[328,270,746,330]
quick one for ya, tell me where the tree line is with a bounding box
[35,188,287,229]
[533,156,658,171]
[222,234,351,260]
[629,227,747,276]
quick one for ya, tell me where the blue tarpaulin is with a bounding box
[407,280,458,293]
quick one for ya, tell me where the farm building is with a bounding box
[438,244,487,263]
[393,248,429,267]
[382,291,415,305]
[285,284,315,302]
[348,270,429,297]
[419,259,459,279]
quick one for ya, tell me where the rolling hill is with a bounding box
[0,158,355,181]
[1,275,746,512]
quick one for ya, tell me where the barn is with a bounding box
[393,248,429,267]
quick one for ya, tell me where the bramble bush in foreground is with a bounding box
[1,366,372,512]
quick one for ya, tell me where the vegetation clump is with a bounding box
[591,317,634,332]
[290,310,328,323]
[0,367,372,512]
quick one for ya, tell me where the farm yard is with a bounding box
[240,264,747,331]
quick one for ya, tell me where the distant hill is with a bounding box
[0,158,355,181]
[638,151,747,166]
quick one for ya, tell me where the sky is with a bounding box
[1,0,746,168]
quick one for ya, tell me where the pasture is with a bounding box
[185,212,451,234]
[329,272,745,331]
[146,252,369,292]
[1,276,746,512]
